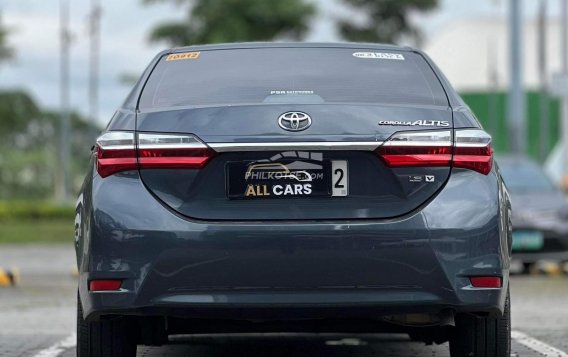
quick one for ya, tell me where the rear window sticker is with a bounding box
[165,51,201,62]
[352,52,405,60]
[270,90,315,95]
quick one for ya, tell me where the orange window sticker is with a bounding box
[165,51,201,61]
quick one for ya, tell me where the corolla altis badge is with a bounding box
[278,111,312,131]
[378,120,450,127]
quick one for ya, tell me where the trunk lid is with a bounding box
[137,104,453,221]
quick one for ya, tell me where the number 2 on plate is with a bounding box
[331,161,348,197]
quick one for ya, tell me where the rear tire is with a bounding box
[77,294,137,357]
[449,289,511,357]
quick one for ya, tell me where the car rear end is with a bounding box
[76,44,511,357]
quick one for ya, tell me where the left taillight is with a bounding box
[95,131,137,178]
[95,132,215,178]
[137,133,215,170]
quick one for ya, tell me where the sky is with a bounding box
[0,0,564,126]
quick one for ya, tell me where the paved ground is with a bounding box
[1,244,567,357]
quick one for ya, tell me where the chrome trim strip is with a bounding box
[90,288,130,294]
[382,141,452,147]
[96,132,135,149]
[208,141,383,152]
[138,143,207,150]
[454,142,491,148]
[461,285,502,291]
[97,144,134,150]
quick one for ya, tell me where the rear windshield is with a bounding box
[139,47,448,110]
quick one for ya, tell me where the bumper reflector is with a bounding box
[89,279,122,292]
[469,276,502,288]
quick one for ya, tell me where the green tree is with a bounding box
[144,0,316,46]
[338,0,438,44]
[0,91,100,199]
[0,91,40,136]
[0,91,49,199]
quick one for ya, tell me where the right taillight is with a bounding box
[377,130,453,167]
[95,131,215,178]
[453,129,493,175]
[376,129,492,175]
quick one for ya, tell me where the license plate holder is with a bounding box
[226,160,348,199]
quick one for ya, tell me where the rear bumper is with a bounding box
[79,289,506,324]
[77,168,511,324]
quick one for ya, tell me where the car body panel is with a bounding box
[77,166,510,320]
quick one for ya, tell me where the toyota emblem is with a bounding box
[278,112,312,132]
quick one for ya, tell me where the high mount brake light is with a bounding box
[95,132,215,178]
[376,129,493,175]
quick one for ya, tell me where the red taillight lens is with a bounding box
[377,130,452,167]
[376,129,492,175]
[89,279,122,291]
[137,133,214,169]
[469,276,502,288]
[95,132,137,178]
[453,129,493,175]
[95,132,215,178]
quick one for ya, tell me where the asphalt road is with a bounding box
[1,245,568,357]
